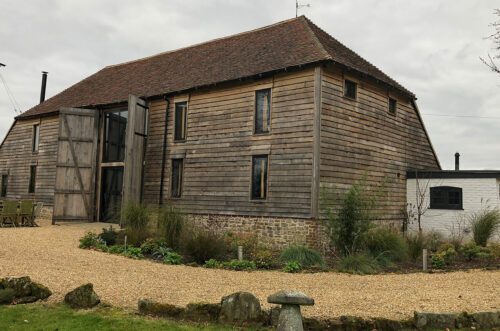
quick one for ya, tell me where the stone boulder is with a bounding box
[2,277,32,297]
[219,292,262,325]
[138,298,184,318]
[181,302,221,322]
[0,276,52,305]
[0,288,16,304]
[64,283,100,309]
[30,282,52,300]
[471,311,500,328]
[414,311,457,330]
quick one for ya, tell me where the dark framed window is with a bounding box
[251,155,268,200]
[32,124,40,152]
[28,165,37,194]
[254,89,271,134]
[430,186,463,210]
[344,80,357,100]
[171,158,184,198]
[1,174,7,197]
[388,98,397,115]
[103,109,128,162]
[174,102,187,141]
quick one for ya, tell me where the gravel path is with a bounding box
[0,217,499,320]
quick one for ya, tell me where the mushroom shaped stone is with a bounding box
[267,290,314,331]
[267,290,314,306]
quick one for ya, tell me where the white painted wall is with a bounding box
[407,177,500,241]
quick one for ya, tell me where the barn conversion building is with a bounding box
[0,16,440,246]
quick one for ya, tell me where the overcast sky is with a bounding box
[1,0,498,170]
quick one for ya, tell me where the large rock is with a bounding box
[2,277,32,297]
[471,311,500,328]
[64,283,100,309]
[181,302,221,322]
[138,298,184,318]
[0,288,16,304]
[414,311,457,330]
[219,292,262,325]
[0,276,52,303]
[30,282,52,300]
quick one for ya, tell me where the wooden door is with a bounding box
[53,108,99,223]
[122,95,148,205]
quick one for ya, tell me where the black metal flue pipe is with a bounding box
[40,71,48,104]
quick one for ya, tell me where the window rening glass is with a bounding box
[171,159,184,198]
[1,174,7,197]
[103,109,128,162]
[430,186,463,210]
[251,155,268,200]
[28,165,36,194]
[389,98,397,115]
[174,102,187,141]
[254,89,271,134]
[33,124,40,152]
[344,80,357,100]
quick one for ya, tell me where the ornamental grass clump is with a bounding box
[278,245,325,267]
[157,204,185,250]
[337,254,381,274]
[469,208,500,246]
[363,227,409,263]
[122,202,151,246]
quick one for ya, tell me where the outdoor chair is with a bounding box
[19,200,35,226]
[0,201,19,227]
[30,202,43,227]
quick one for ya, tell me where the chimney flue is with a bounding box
[455,152,460,171]
[40,71,48,104]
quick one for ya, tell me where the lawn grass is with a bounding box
[0,303,247,331]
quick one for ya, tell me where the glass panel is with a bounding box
[174,102,187,141]
[100,166,124,222]
[448,191,461,205]
[103,110,128,162]
[251,155,268,200]
[255,89,270,134]
[33,124,39,152]
[344,80,357,99]
[171,159,183,198]
[1,175,7,197]
[29,165,36,193]
[389,98,396,114]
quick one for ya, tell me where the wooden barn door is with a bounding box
[122,95,148,206]
[53,108,99,223]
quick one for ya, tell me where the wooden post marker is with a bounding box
[423,249,428,271]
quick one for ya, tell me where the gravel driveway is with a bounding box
[0,217,499,320]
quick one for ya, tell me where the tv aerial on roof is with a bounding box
[296,0,311,17]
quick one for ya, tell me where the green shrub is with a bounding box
[321,176,386,256]
[164,252,183,265]
[98,226,118,246]
[489,244,500,259]
[278,245,325,267]
[430,253,445,269]
[406,233,425,259]
[184,231,228,264]
[461,242,481,261]
[337,254,381,274]
[469,208,500,246]
[79,232,102,249]
[153,247,173,260]
[436,243,457,264]
[153,238,169,249]
[122,202,151,246]
[425,231,445,252]
[363,227,408,262]
[108,245,126,254]
[223,232,259,258]
[283,261,302,273]
[96,244,109,252]
[204,259,220,268]
[140,238,159,255]
[221,259,256,271]
[123,247,144,259]
[253,247,275,269]
[157,204,185,250]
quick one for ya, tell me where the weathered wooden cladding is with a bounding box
[319,64,439,220]
[0,116,59,205]
[143,69,316,218]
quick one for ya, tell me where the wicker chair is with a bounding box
[19,200,35,226]
[0,201,19,227]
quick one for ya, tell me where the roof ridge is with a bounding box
[299,16,331,60]
[106,16,304,69]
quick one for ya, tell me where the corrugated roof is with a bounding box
[17,16,414,119]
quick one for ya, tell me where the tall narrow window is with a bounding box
[254,89,271,134]
[344,80,357,100]
[174,102,187,141]
[28,165,37,194]
[388,98,397,115]
[171,159,183,198]
[1,174,7,197]
[251,155,268,200]
[32,124,40,152]
[103,109,128,162]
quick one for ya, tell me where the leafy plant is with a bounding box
[221,259,256,271]
[405,233,426,260]
[140,239,159,255]
[278,245,325,267]
[157,204,185,250]
[436,243,457,264]
[363,227,408,262]
[282,261,302,273]
[96,244,109,252]
[99,226,118,246]
[430,253,445,269]
[79,232,103,249]
[321,175,386,256]
[461,242,481,261]
[204,259,220,269]
[153,247,173,260]
[425,231,445,252]
[123,247,144,259]
[108,245,126,254]
[184,231,228,264]
[336,254,381,274]
[253,247,275,269]
[122,202,151,246]
[469,208,500,246]
[164,252,183,265]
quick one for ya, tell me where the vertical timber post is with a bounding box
[423,249,428,271]
[311,65,322,219]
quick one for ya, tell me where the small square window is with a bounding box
[389,98,397,115]
[1,174,7,197]
[171,159,183,198]
[251,155,268,200]
[28,165,37,194]
[254,89,271,134]
[33,124,40,152]
[344,80,357,100]
[174,102,187,141]
[430,186,462,210]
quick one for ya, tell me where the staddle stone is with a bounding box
[267,290,314,331]
[267,290,314,306]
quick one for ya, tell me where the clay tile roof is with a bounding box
[17,16,414,119]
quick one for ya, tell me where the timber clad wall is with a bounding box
[143,68,316,218]
[320,65,440,220]
[0,116,59,205]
